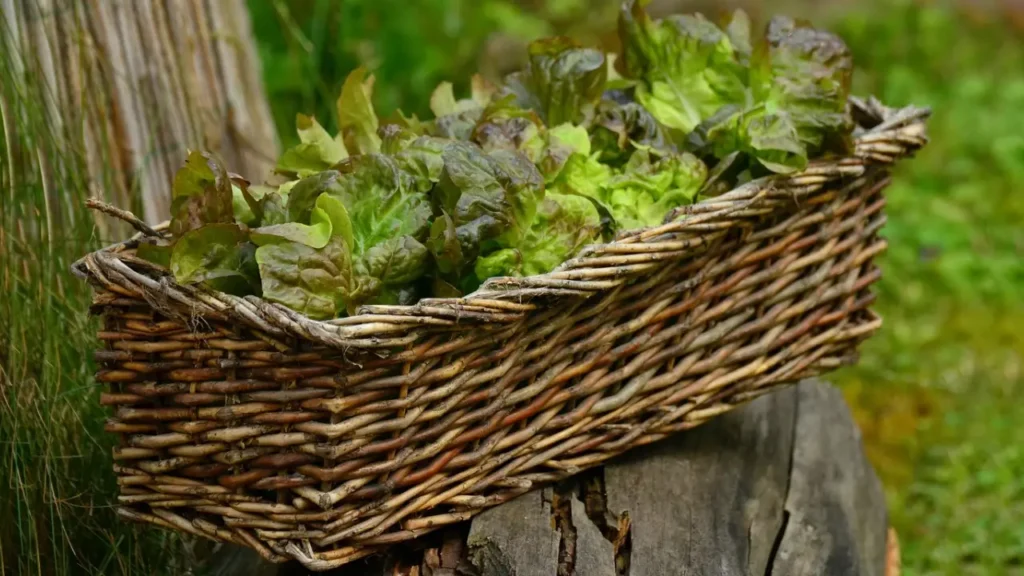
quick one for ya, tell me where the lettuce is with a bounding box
[169,151,235,237]
[276,114,348,178]
[428,141,544,286]
[138,2,861,320]
[690,15,855,173]
[555,148,706,231]
[618,0,747,133]
[474,191,602,280]
[503,36,608,126]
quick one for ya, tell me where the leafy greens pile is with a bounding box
[138,0,855,320]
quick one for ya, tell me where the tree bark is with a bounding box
[1,0,279,232]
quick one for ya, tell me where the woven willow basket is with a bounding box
[74,96,928,571]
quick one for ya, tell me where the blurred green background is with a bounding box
[2,0,1022,574]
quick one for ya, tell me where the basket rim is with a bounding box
[72,96,930,350]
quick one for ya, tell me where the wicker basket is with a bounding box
[73,96,928,571]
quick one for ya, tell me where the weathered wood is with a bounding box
[212,380,889,575]
[467,488,560,576]
[604,383,797,576]
[766,383,888,576]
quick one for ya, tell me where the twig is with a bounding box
[85,198,163,238]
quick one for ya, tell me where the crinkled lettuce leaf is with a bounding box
[474,191,602,280]
[589,99,674,165]
[169,223,260,295]
[276,114,348,178]
[169,151,235,237]
[557,148,706,230]
[601,149,708,229]
[471,95,544,153]
[331,154,433,310]
[255,236,353,320]
[429,142,544,277]
[753,15,854,153]
[503,36,608,126]
[337,67,382,155]
[618,0,747,132]
[690,16,854,173]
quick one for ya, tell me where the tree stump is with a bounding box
[208,379,891,576]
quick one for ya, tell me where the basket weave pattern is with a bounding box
[75,98,928,570]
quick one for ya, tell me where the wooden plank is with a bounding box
[466,488,560,576]
[603,384,798,576]
[570,495,616,576]
[767,382,888,576]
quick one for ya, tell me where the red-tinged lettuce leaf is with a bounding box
[337,67,382,155]
[618,0,747,132]
[169,223,260,295]
[752,16,854,154]
[255,236,354,320]
[276,113,348,178]
[474,191,602,281]
[503,36,608,127]
[471,95,544,153]
[589,99,674,165]
[430,142,544,276]
[169,151,234,237]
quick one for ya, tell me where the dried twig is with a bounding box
[86,198,163,238]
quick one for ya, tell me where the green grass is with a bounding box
[0,12,191,576]
[830,2,1024,573]
[2,0,1021,574]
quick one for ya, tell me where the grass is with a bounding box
[829,2,1024,573]
[0,10,196,576]
[1,0,1021,574]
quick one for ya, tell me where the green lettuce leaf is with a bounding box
[169,223,260,295]
[618,0,747,132]
[557,148,706,231]
[325,154,434,310]
[251,192,352,249]
[503,36,608,126]
[276,114,348,177]
[392,136,449,190]
[337,67,382,155]
[255,236,353,320]
[523,123,595,182]
[475,191,602,281]
[136,242,172,268]
[602,149,708,229]
[169,151,235,237]
[232,183,258,226]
